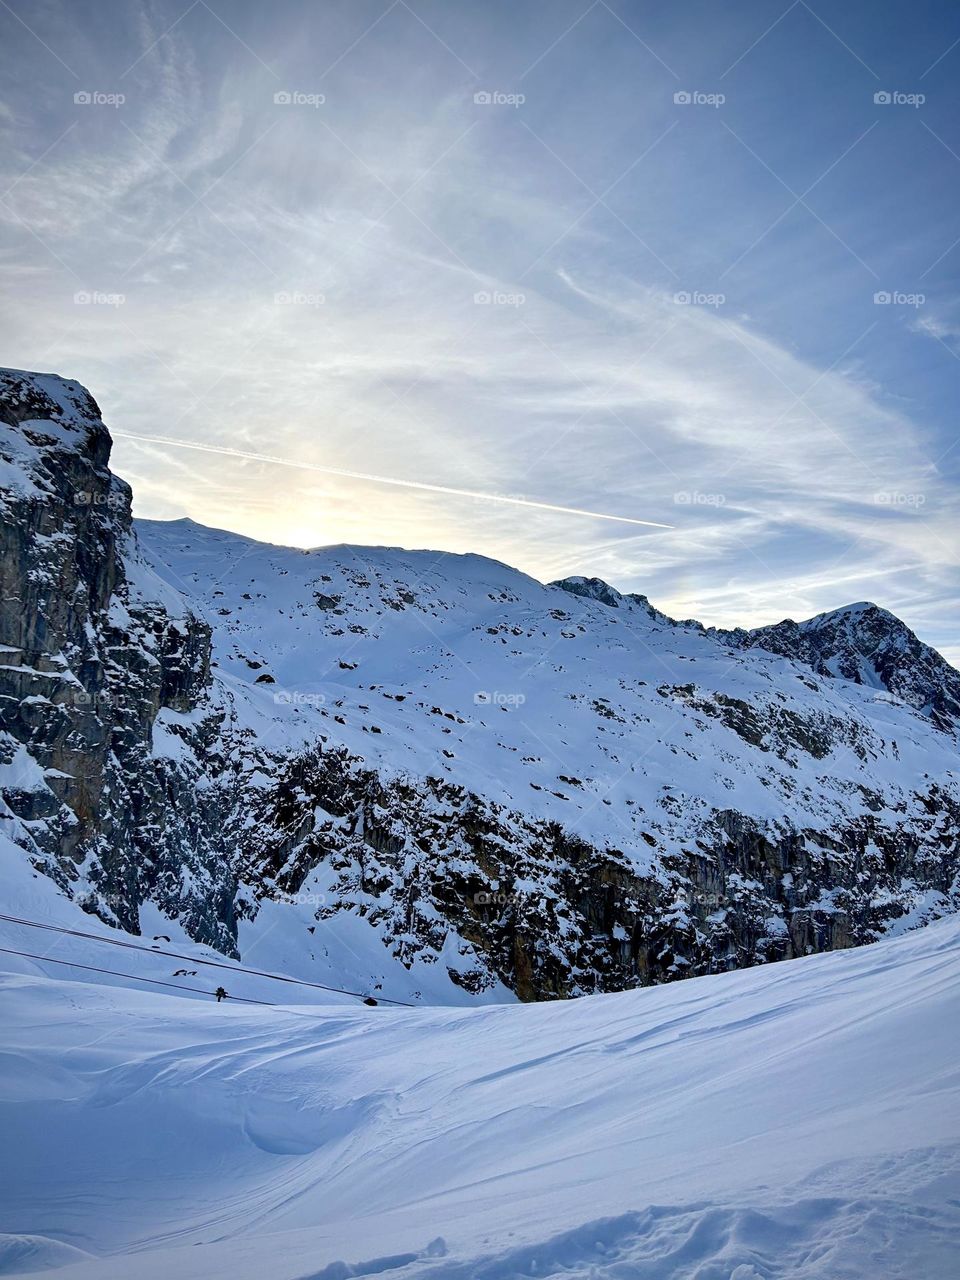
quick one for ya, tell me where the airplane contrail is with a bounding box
[112,430,674,529]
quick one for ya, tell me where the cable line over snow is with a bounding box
[0,912,415,1006]
[0,946,274,1003]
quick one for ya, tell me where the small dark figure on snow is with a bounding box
[363,996,378,1006]
[215,986,228,1002]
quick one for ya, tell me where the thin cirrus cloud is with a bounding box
[0,0,958,654]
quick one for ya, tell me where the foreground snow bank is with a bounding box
[1,915,959,1279]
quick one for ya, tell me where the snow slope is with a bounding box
[137,517,960,862]
[1,905,959,1279]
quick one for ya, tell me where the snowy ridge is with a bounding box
[139,516,960,846]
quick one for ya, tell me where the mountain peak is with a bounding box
[0,367,110,474]
[804,601,890,628]
[736,602,960,731]
[551,575,682,625]
[551,575,625,607]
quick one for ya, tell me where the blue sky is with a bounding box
[1,0,959,656]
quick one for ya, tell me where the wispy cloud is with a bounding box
[1,0,959,653]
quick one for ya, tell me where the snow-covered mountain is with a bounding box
[2,366,960,1004]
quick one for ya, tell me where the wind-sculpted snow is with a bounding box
[0,909,958,1278]
[2,366,960,1002]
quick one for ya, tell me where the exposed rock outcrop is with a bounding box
[0,369,237,950]
[724,604,960,733]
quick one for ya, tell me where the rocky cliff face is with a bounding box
[2,367,960,1003]
[0,369,239,951]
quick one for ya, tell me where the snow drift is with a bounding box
[1,905,959,1278]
